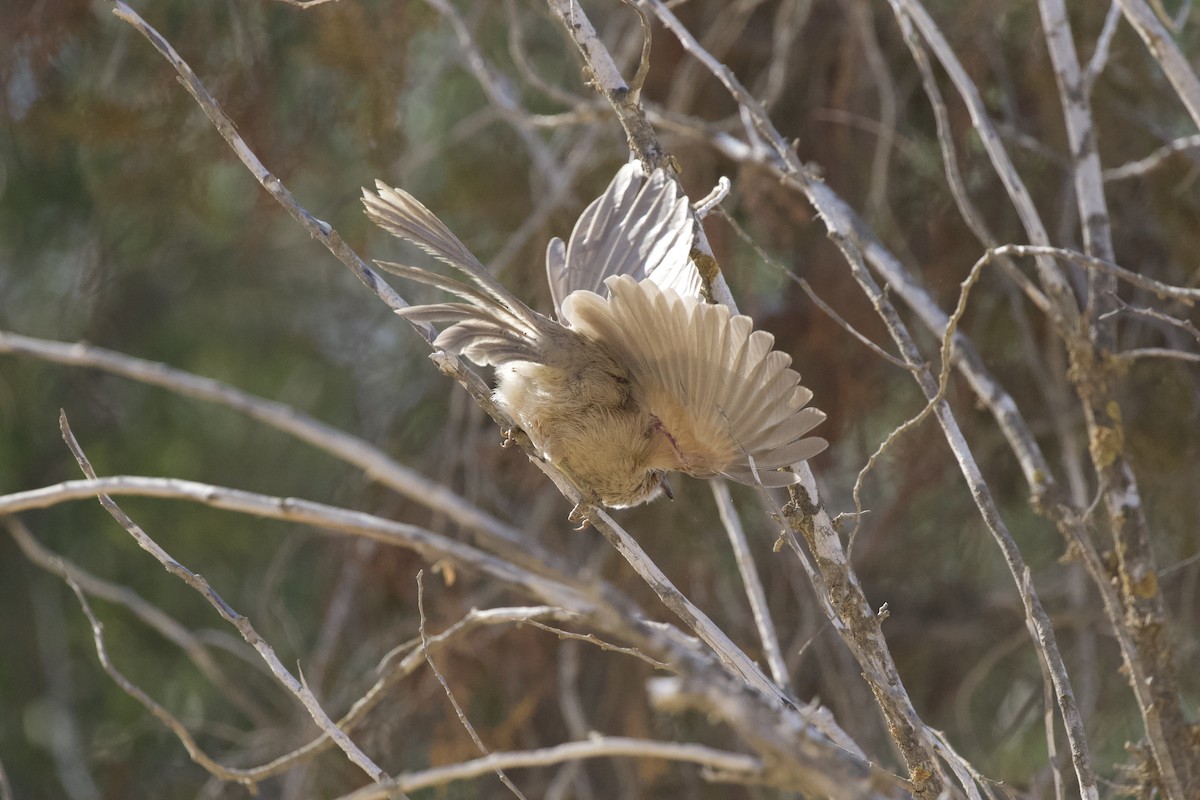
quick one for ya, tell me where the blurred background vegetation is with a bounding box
[1,0,1198,797]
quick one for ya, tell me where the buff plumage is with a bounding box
[362,163,826,508]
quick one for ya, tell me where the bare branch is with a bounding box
[416,571,528,800]
[0,330,554,575]
[519,620,670,670]
[1083,2,1124,93]
[1115,0,1200,129]
[711,479,791,693]
[0,473,601,613]
[57,411,399,793]
[647,3,1104,794]
[888,0,1080,330]
[1113,347,1200,363]
[63,576,272,790]
[6,517,275,727]
[109,1,418,332]
[1102,134,1200,181]
[336,737,764,800]
[991,245,1200,305]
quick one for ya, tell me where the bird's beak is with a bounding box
[659,475,674,501]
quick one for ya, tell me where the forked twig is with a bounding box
[56,411,399,794]
[416,571,528,800]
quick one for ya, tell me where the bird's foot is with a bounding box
[568,503,591,530]
[568,494,601,531]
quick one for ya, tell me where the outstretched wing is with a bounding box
[546,163,697,317]
[562,275,826,486]
[363,182,551,366]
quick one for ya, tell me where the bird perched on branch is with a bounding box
[362,162,826,508]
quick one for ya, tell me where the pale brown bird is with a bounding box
[362,163,826,508]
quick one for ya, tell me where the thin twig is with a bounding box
[1115,0,1200,129]
[1160,550,1200,578]
[642,0,950,790]
[1083,1,1123,94]
[710,480,792,694]
[336,736,764,800]
[0,330,555,575]
[1026,567,1068,800]
[1113,347,1200,363]
[1102,134,1200,181]
[416,571,528,800]
[5,517,275,727]
[1099,302,1200,343]
[715,209,909,369]
[62,575,271,789]
[848,247,989,552]
[0,473,603,615]
[989,245,1200,304]
[620,0,653,102]
[693,176,731,218]
[57,411,401,794]
[890,0,1080,331]
[520,620,670,670]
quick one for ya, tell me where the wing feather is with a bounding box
[363,182,541,331]
[548,163,697,315]
[364,184,559,366]
[433,320,542,366]
[375,261,533,331]
[721,465,805,487]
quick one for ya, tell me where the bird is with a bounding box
[362,162,827,509]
